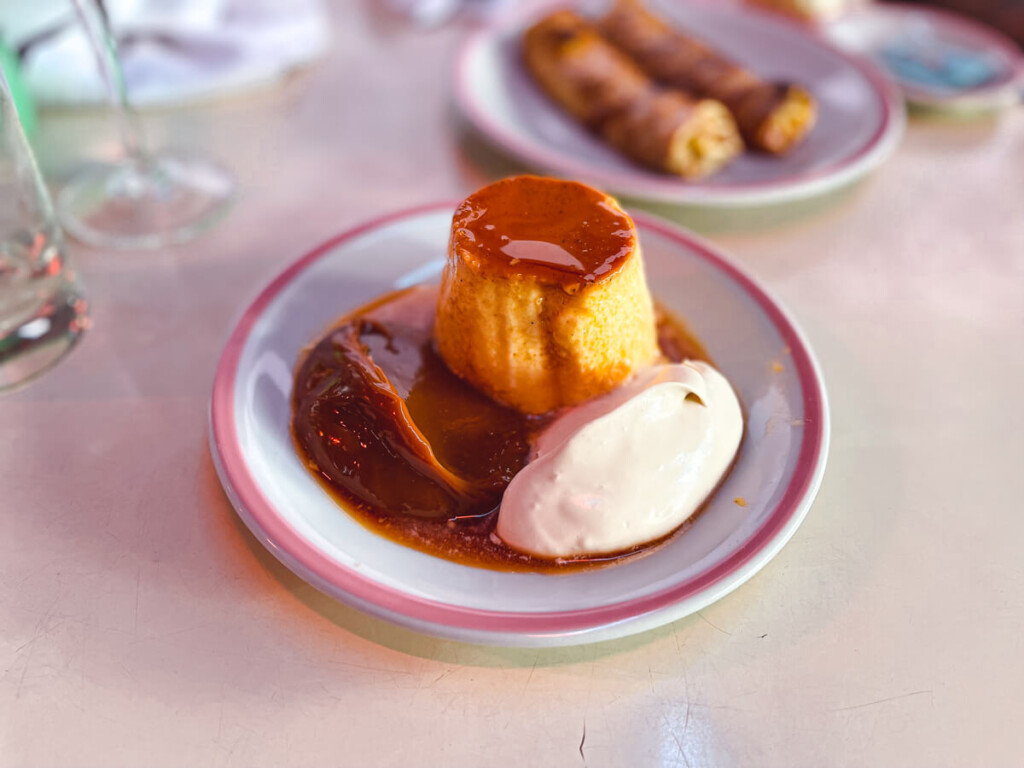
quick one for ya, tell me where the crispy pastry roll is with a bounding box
[522,10,742,178]
[597,0,817,154]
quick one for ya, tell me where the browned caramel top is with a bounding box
[451,176,635,285]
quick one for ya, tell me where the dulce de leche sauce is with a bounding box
[292,285,708,572]
[451,176,635,285]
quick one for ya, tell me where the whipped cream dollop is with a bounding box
[496,361,743,559]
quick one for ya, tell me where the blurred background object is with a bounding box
[455,0,905,210]
[0,0,330,107]
[746,0,851,24]
[0,35,37,136]
[384,0,510,29]
[0,70,87,391]
[55,0,235,250]
[885,0,1024,49]
[827,1,1023,112]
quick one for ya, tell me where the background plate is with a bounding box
[455,0,905,206]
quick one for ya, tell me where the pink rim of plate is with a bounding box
[209,202,828,640]
[453,2,904,204]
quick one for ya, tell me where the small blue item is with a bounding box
[879,39,1004,93]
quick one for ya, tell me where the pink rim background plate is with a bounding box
[209,204,830,647]
[454,0,905,207]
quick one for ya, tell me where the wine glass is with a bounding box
[56,0,235,250]
[0,69,88,391]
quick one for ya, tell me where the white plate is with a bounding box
[209,203,830,646]
[454,0,905,207]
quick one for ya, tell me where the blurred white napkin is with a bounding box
[4,0,331,106]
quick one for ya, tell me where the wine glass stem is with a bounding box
[70,0,146,162]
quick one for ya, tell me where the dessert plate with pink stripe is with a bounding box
[209,204,830,646]
[455,0,904,207]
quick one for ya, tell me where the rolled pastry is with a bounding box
[598,0,817,154]
[523,10,742,178]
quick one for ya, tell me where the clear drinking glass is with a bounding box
[0,71,89,391]
[56,0,235,250]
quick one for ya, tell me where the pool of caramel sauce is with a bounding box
[292,285,710,572]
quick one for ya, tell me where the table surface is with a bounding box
[3,3,1023,766]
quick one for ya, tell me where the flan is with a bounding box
[434,176,659,415]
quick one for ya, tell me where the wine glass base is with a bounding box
[0,281,89,392]
[57,154,235,250]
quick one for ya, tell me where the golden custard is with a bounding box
[435,176,659,414]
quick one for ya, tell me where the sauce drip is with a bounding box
[292,286,708,571]
[293,300,534,521]
[452,176,635,285]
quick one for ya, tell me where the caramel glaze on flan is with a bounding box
[435,176,659,415]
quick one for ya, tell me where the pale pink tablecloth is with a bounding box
[2,2,1023,765]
